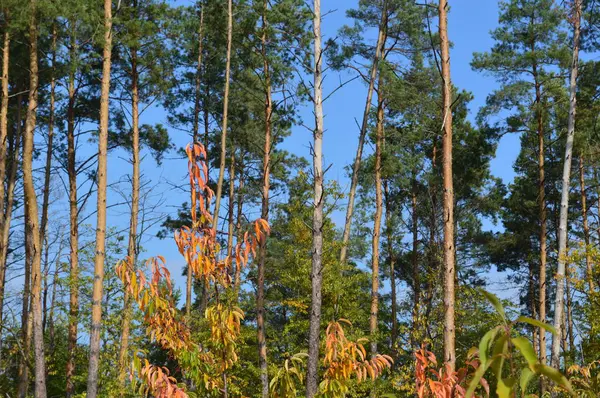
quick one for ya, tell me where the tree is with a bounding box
[552,0,583,367]
[86,0,113,395]
[306,0,324,395]
[439,0,456,371]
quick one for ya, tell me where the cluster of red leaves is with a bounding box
[175,143,269,287]
[321,319,393,390]
[415,347,487,398]
[139,359,187,398]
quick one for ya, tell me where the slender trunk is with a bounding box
[370,74,384,357]
[411,173,420,347]
[339,1,387,266]
[566,264,574,361]
[0,10,11,304]
[257,4,272,394]
[40,24,57,259]
[118,23,140,390]
[17,282,32,398]
[0,79,18,368]
[86,0,113,394]
[213,0,233,234]
[529,262,539,355]
[234,163,245,299]
[579,157,593,292]
[22,0,47,394]
[42,238,50,333]
[187,4,204,316]
[552,0,581,367]
[65,20,79,397]
[226,151,236,260]
[439,0,455,370]
[383,181,397,349]
[306,0,324,394]
[48,239,63,353]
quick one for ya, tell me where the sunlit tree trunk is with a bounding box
[306,0,324,394]
[118,13,141,389]
[257,3,272,394]
[22,0,47,393]
[552,0,581,368]
[339,0,387,266]
[370,73,384,358]
[383,181,397,349]
[213,0,233,234]
[579,156,593,292]
[86,0,113,394]
[439,0,456,370]
[65,20,80,398]
[187,3,204,316]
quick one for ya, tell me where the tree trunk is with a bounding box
[226,151,236,260]
[65,20,80,398]
[339,1,387,266]
[579,156,593,292]
[0,19,14,364]
[411,173,420,347]
[552,0,581,368]
[439,0,455,370]
[213,0,233,234]
[257,3,272,394]
[370,73,384,358]
[39,24,57,261]
[22,0,47,394]
[118,21,141,390]
[187,4,204,316]
[383,181,397,349]
[48,238,63,353]
[234,162,245,299]
[306,0,324,394]
[86,0,113,394]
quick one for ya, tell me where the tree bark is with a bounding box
[234,162,245,299]
[86,0,113,394]
[383,181,397,349]
[411,172,420,347]
[39,24,57,261]
[187,3,204,316]
[213,0,233,235]
[579,156,593,292]
[65,19,80,398]
[118,17,141,389]
[439,0,456,370]
[370,73,384,358]
[22,0,47,394]
[257,3,272,394]
[226,151,236,260]
[339,1,387,266]
[552,0,581,368]
[306,0,324,394]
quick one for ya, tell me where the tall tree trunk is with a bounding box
[306,0,324,394]
[65,20,80,398]
[48,238,63,353]
[370,74,384,357]
[39,24,57,260]
[0,12,13,364]
[86,0,113,394]
[234,163,245,299]
[213,0,233,234]
[22,0,47,394]
[566,264,574,361]
[552,0,581,368]
[579,156,593,292]
[118,21,140,390]
[439,0,455,370]
[339,1,387,266]
[411,173,420,347]
[187,4,204,316]
[257,3,272,394]
[383,181,397,349]
[226,151,236,260]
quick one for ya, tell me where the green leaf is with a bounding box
[520,367,534,394]
[491,333,509,379]
[466,360,492,398]
[516,316,557,335]
[533,364,574,394]
[497,377,516,398]
[482,290,507,322]
[511,337,538,369]
[479,326,501,365]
